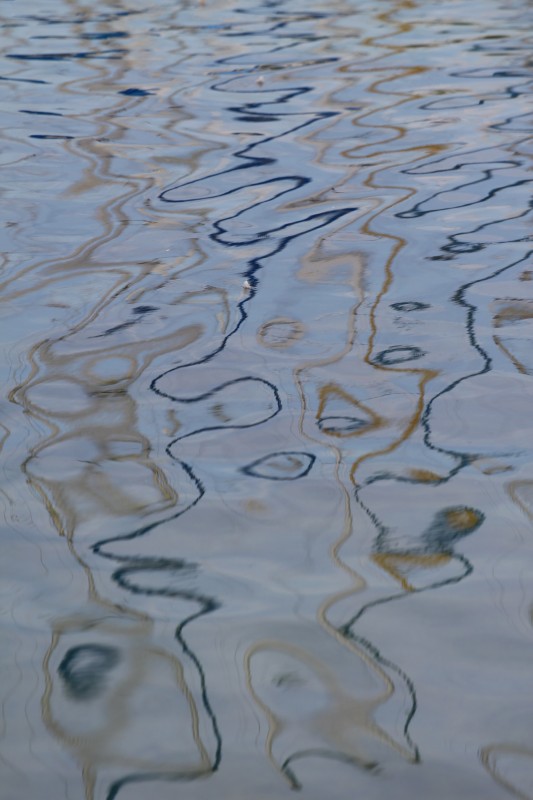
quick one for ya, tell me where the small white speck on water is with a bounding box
[243,279,252,290]
[256,75,264,86]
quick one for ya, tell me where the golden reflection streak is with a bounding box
[494,335,529,375]
[342,67,433,157]
[481,744,533,800]
[0,154,149,306]
[507,481,533,524]
[305,174,441,702]
[372,553,452,593]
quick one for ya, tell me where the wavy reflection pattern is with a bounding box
[2,0,533,798]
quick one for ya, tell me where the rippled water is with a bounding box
[2,0,533,797]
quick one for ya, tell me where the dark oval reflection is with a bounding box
[58,644,120,701]
[390,301,430,312]
[241,451,315,480]
[374,346,426,366]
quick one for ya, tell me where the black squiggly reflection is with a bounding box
[281,748,379,791]
[387,140,533,477]
[8,48,128,61]
[112,558,219,612]
[421,246,533,469]
[163,377,281,444]
[111,559,223,778]
[397,169,530,221]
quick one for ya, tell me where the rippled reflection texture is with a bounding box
[3,0,533,797]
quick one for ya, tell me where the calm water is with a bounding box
[2,0,533,798]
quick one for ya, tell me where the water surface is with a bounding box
[2,0,533,798]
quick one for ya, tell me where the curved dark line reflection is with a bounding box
[162,175,309,207]
[111,559,223,781]
[8,48,128,61]
[396,174,531,220]
[106,767,209,800]
[441,193,533,255]
[392,140,533,477]
[159,116,336,206]
[318,416,370,435]
[91,459,204,564]
[166,377,282,445]
[421,248,533,466]
[88,458,217,767]
[89,369,283,789]
[281,748,379,791]
[112,559,218,609]
[343,630,420,762]
[341,492,484,754]
[491,110,533,131]
[149,207,355,398]
[401,152,521,176]
[341,554,474,632]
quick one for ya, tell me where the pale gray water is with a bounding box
[2,0,533,798]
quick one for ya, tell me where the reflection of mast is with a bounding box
[288,59,439,750]
[290,241,420,775]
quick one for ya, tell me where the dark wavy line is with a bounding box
[397,175,531,219]
[421,248,533,461]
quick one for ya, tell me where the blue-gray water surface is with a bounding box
[2,0,533,798]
